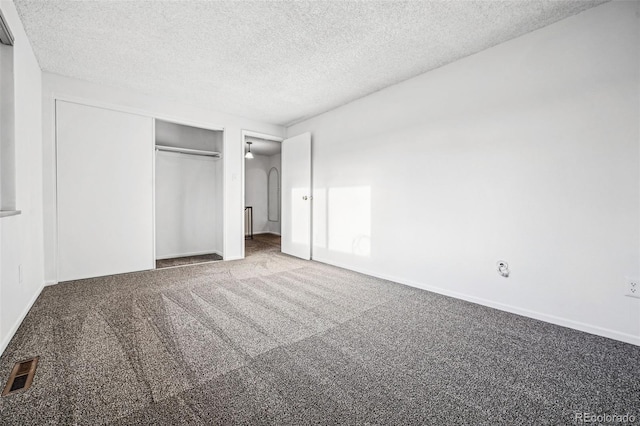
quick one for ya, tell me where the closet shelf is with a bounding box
[155,145,221,158]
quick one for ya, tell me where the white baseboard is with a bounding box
[45,280,58,286]
[156,250,222,260]
[312,257,640,347]
[0,282,45,356]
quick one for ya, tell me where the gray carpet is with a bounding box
[245,233,281,257]
[156,253,223,269]
[0,239,638,425]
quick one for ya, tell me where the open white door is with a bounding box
[281,132,311,260]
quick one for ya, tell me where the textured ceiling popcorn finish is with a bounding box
[15,0,607,126]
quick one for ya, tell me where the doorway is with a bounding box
[243,133,282,257]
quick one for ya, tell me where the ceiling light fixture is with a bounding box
[245,141,254,159]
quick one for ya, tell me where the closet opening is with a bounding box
[154,119,224,269]
[243,134,282,257]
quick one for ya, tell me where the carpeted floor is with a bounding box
[156,253,223,269]
[245,233,281,257]
[0,239,638,425]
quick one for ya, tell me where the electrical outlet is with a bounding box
[626,278,639,299]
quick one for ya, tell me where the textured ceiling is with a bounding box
[15,0,607,126]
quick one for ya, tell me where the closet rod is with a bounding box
[155,145,221,158]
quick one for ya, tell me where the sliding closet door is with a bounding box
[56,101,154,281]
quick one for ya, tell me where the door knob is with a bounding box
[302,196,308,200]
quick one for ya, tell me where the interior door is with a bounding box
[281,132,312,260]
[56,100,154,281]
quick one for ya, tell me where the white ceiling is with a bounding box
[245,136,281,157]
[15,0,607,126]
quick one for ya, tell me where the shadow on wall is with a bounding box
[312,186,371,257]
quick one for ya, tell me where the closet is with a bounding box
[55,100,224,281]
[154,120,223,267]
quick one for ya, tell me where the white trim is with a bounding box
[312,256,640,347]
[156,250,223,260]
[221,128,227,260]
[240,131,245,260]
[0,282,44,356]
[44,280,58,286]
[252,231,281,236]
[308,134,314,260]
[151,118,156,270]
[242,130,284,142]
[53,98,59,284]
[240,130,284,260]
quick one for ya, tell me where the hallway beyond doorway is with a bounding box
[245,233,281,257]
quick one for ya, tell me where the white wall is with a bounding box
[267,153,281,235]
[245,153,281,235]
[155,152,222,259]
[0,0,44,354]
[245,154,270,234]
[42,73,284,282]
[156,119,223,151]
[288,1,640,345]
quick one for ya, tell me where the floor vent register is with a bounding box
[2,357,39,396]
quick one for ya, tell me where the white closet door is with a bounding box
[281,132,312,260]
[56,101,154,281]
